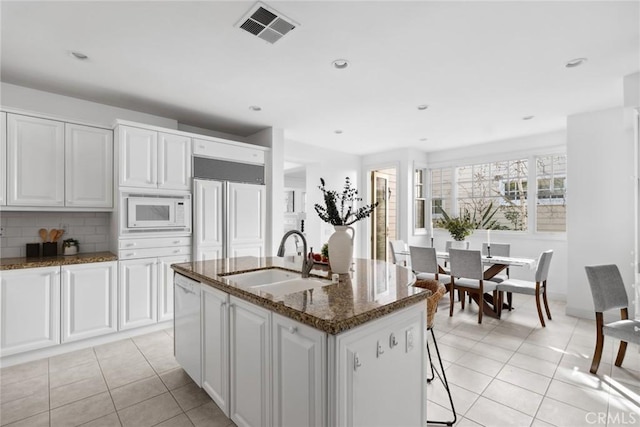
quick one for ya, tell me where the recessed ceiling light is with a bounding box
[417,105,429,111]
[419,137,428,142]
[249,105,262,111]
[70,51,88,60]
[334,130,343,134]
[332,59,349,70]
[522,115,535,120]
[565,58,587,68]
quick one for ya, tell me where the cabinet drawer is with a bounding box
[119,236,191,250]
[119,245,191,260]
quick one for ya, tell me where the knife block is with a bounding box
[42,242,58,257]
[26,243,41,258]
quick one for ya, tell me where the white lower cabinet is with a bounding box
[0,266,60,356]
[202,285,230,415]
[61,262,117,343]
[272,313,326,427]
[229,297,272,427]
[119,258,158,330]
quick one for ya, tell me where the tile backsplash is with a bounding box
[0,212,110,258]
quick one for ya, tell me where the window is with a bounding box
[414,169,426,231]
[430,168,452,220]
[456,159,528,230]
[430,154,567,233]
[536,155,567,232]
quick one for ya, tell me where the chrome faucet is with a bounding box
[277,230,314,278]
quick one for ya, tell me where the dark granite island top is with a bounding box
[171,256,429,335]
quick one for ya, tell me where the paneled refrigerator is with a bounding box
[193,156,266,261]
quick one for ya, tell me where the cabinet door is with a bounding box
[335,304,426,426]
[228,183,266,250]
[7,114,65,206]
[61,262,117,342]
[118,258,158,330]
[195,247,223,262]
[228,244,263,259]
[65,123,113,208]
[0,266,60,356]
[272,314,326,427]
[158,132,191,190]
[229,297,271,427]
[0,112,6,206]
[194,179,224,256]
[119,126,157,188]
[157,254,190,322]
[202,286,230,416]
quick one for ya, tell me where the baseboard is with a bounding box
[0,321,173,368]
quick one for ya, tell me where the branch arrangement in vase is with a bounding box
[314,177,378,226]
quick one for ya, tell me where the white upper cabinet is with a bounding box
[158,132,191,190]
[65,123,113,208]
[118,126,191,190]
[0,112,6,206]
[7,114,65,206]
[119,126,157,188]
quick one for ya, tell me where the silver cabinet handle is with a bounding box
[354,353,362,371]
[288,326,297,334]
[377,341,384,358]
[125,243,136,247]
[221,301,227,307]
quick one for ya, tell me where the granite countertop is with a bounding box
[0,252,118,270]
[172,256,430,335]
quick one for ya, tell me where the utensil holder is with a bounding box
[42,242,58,257]
[26,243,41,258]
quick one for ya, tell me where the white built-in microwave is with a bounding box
[123,193,191,233]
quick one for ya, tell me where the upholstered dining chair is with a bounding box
[443,240,469,272]
[584,264,640,374]
[409,246,451,285]
[448,249,498,324]
[414,279,456,426]
[495,250,553,327]
[389,240,410,266]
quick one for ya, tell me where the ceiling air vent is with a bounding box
[236,2,298,44]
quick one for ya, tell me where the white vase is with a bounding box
[449,240,468,250]
[328,225,355,274]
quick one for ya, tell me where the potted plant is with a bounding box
[62,238,79,255]
[437,211,474,243]
[314,177,378,273]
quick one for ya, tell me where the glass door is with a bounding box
[371,171,389,261]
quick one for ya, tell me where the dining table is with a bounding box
[435,251,537,318]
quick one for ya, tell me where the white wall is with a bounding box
[567,107,637,319]
[1,82,177,128]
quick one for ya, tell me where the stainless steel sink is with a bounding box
[223,268,331,297]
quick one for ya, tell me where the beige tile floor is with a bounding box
[0,329,233,427]
[1,294,638,427]
[428,294,640,426]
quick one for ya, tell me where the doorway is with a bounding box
[370,168,397,262]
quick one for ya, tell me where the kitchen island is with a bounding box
[172,256,430,427]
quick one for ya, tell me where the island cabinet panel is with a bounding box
[229,296,271,427]
[157,255,190,322]
[272,313,326,427]
[333,302,427,426]
[61,261,117,343]
[0,266,60,356]
[202,285,230,416]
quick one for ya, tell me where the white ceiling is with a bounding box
[1,1,638,155]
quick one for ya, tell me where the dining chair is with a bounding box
[409,246,451,285]
[414,279,456,426]
[443,240,469,272]
[584,264,640,374]
[495,250,553,327]
[448,249,498,324]
[389,240,410,266]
